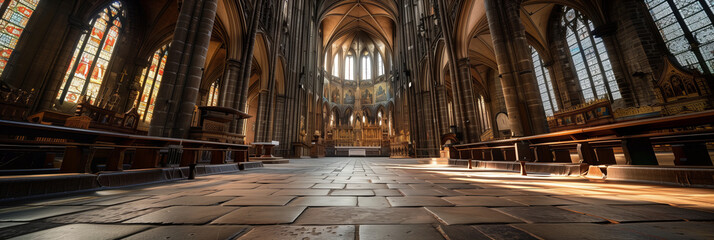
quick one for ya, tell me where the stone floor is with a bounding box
[1,157,714,239]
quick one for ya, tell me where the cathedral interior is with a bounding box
[0,0,714,239]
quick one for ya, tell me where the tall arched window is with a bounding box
[136,44,169,122]
[345,54,354,80]
[0,0,42,77]
[646,0,714,74]
[377,53,385,76]
[332,54,339,77]
[207,80,220,106]
[477,96,491,130]
[361,53,371,80]
[57,1,124,104]
[530,46,559,116]
[562,7,621,102]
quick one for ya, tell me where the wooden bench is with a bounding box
[0,120,250,173]
[454,110,714,167]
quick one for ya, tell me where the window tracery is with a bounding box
[530,46,559,116]
[646,0,714,73]
[562,7,621,102]
[136,44,169,122]
[0,0,41,77]
[57,1,124,104]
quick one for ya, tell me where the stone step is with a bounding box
[250,158,290,164]
[239,161,264,170]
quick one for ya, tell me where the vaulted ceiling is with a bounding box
[318,0,397,51]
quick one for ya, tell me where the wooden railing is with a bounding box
[0,120,250,173]
[454,110,714,166]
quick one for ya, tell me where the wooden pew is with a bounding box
[0,120,251,173]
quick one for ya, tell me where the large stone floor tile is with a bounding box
[513,223,650,240]
[614,221,714,239]
[358,197,391,207]
[294,207,437,224]
[426,207,523,225]
[442,196,525,207]
[398,189,459,196]
[9,224,150,240]
[207,189,279,196]
[330,190,375,196]
[358,225,444,240]
[0,206,96,221]
[561,204,714,222]
[502,196,580,206]
[222,196,295,206]
[373,189,403,196]
[237,225,355,240]
[454,189,535,196]
[124,206,236,224]
[0,222,63,239]
[437,225,491,240]
[436,183,482,189]
[84,196,150,206]
[212,206,307,224]
[211,183,262,189]
[312,183,346,189]
[472,225,538,240]
[494,206,607,223]
[288,197,357,206]
[551,195,656,205]
[272,189,330,196]
[257,183,316,189]
[124,225,249,240]
[345,183,388,189]
[154,196,233,206]
[387,196,454,207]
[45,205,162,224]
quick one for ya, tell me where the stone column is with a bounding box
[149,0,218,138]
[485,0,548,136]
[233,1,264,135]
[456,58,482,142]
[253,90,270,142]
[37,17,88,111]
[219,59,241,108]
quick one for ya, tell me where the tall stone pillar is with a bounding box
[232,0,263,135]
[253,90,270,142]
[485,0,548,136]
[38,17,88,111]
[219,59,241,107]
[149,0,218,138]
[456,58,481,142]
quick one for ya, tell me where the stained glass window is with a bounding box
[361,53,371,80]
[136,44,169,122]
[0,0,42,77]
[377,53,385,76]
[562,7,621,102]
[530,46,559,117]
[345,54,354,80]
[207,80,219,106]
[646,0,714,73]
[332,54,339,77]
[57,1,124,104]
[477,96,491,130]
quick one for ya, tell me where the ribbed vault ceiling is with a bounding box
[319,0,397,49]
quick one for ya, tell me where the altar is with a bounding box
[334,146,382,157]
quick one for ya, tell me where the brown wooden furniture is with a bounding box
[455,110,714,166]
[189,106,251,144]
[0,120,250,173]
[547,99,614,132]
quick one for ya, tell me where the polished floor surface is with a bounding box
[1,158,714,239]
